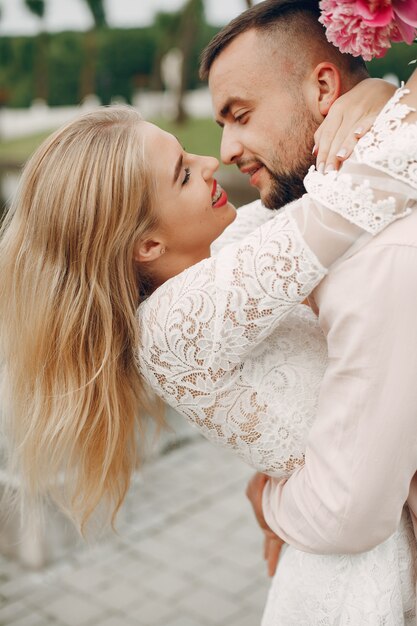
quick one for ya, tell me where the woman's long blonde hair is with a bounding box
[0,106,162,531]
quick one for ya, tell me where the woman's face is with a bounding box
[141,122,237,268]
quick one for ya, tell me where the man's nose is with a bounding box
[220,128,244,165]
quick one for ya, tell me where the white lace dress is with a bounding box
[137,90,417,624]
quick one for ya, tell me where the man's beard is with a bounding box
[262,111,318,210]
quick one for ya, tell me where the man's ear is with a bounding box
[310,62,342,117]
[133,237,166,264]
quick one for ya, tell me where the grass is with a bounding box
[0,131,53,165]
[0,117,223,166]
[153,117,222,159]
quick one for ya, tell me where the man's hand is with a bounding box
[246,472,285,577]
[264,532,285,577]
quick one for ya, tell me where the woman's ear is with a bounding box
[133,237,166,264]
[307,62,342,118]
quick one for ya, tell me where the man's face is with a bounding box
[209,29,318,209]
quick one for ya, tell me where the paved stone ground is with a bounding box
[0,426,271,626]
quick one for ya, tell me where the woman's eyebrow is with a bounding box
[172,152,183,185]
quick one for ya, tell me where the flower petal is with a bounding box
[394,14,417,42]
[393,0,417,26]
[355,0,394,26]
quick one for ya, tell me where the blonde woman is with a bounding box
[0,75,417,623]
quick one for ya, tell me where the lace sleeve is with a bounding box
[138,87,417,462]
[210,199,275,256]
[139,210,326,383]
[303,86,417,239]
[355,85,417,189]
[138,209,326,467]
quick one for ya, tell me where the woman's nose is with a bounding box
[200,155,219,180]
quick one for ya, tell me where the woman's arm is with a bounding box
[255,72,417,554]
[138,74,417,424]
[314,77,396,171]
[137,81,417,547]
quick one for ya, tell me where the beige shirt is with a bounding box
[263,207,417,554]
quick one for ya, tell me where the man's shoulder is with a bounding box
[315,210,417,312]
[369,207,417,249]
[337,209,417,271]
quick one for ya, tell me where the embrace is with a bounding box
[1,1,417,624]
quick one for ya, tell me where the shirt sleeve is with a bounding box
[262,241,417,553]
[138,87,417,486]
[261,85,417,553]
[139,160,410,404]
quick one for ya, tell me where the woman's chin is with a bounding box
[222,202,237,229]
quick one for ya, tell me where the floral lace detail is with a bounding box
[355,86,417,189]
[303,86,417,235]
[303,167,407,235]
[138,212,327,475]
[137,83,417,482]
[137,89,417,622]
[262,507,417,626]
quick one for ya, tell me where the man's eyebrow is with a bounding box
[173,152,183,185]
[215,97,246,126]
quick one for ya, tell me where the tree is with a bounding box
[84,0,107,28]
[245,0,254,7]
[24,0,44,18]
[24,0,48,101]
[175,0,205,123]
[80,0,107,101]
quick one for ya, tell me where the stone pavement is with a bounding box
[0,419,271,626]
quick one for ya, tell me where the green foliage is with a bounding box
[24,0,45,19]
[0,37,36,106]
[0,18,219,108]
[84,0,107,28]
[189,22,219,89]
[97,29,157,104]
[1,15,413,109]
[367,42,417,82]
[153,11,182,51]
[48,32,84,106]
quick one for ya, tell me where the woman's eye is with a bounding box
[182,167,191,186]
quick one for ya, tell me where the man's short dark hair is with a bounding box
[199,0,367,81]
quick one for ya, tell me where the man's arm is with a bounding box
[260,238,417,554]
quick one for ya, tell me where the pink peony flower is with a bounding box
[319,0,417,60]
[393,0,417,43]
[355,0,394,27]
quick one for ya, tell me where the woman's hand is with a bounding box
[313,78,396,173]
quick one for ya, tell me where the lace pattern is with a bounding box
[138,213,327,475]
[137,89,417,623]
[304,167,412,235]
[355,86,417,190]
[303,86,417,235]
[262,507,417,626]
[138,86,417,480]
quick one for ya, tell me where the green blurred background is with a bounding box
[0,0,416,207]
